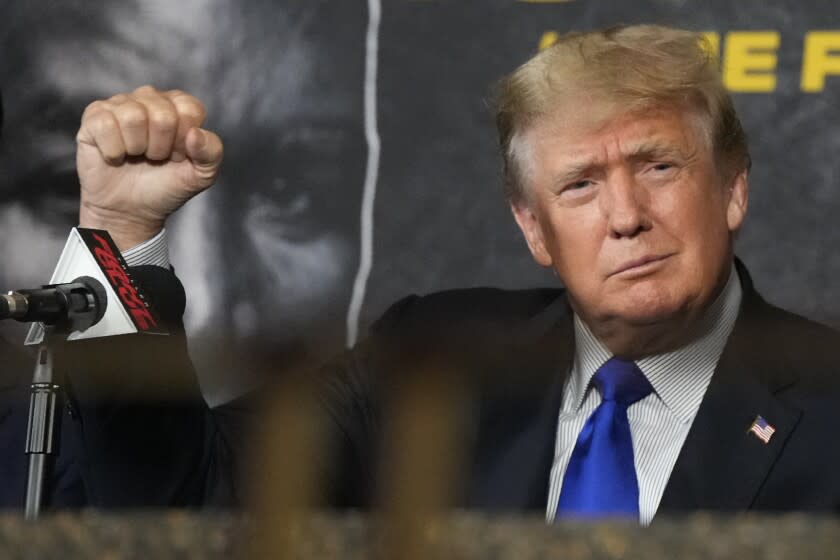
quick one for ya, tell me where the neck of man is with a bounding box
[574,262,737,360]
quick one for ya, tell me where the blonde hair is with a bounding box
[495,24,750,204]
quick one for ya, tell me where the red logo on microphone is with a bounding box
[86,230,160,332]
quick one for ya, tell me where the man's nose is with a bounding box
[601,170,651,239]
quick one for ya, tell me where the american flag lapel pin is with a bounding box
[748,415,776,444]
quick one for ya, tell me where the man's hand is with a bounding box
[77,86,223,250]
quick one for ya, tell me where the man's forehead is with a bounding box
[527,103,704,162]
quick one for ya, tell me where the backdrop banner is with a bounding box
[1,1,838,401]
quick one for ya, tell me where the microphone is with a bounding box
[24,228,165,345]
[0,276,107,332]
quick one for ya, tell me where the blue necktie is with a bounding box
[556,357,653,519]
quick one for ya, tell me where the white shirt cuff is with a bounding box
[121,229,171,269]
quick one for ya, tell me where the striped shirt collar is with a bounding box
[567,263,743,424]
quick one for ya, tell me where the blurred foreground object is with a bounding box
[0,511,838,559]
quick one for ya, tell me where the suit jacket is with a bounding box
[311,259,840,514]
[0,266,243,510]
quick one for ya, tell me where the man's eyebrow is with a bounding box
[624,139,692,160]
[550,158,601,188]
[548,139,696,188]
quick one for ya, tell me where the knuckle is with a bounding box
[165,89,207,123]
[134,84,159,95]
[148,109,178,132]
[86,99,106,112]
[81,100,106,120]
[117,104,148,129]
[90,112,118,136]
[178,98,206,122]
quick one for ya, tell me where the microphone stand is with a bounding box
[7,276,108,519]
[24,326,64,520]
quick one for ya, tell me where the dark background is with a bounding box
[1,0,838,402]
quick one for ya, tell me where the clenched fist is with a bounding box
[77,85,223,250]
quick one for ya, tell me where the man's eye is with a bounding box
[569,179,592,190]
[652,163,673,172]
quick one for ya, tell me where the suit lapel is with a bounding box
[659,263,802,513]
[466,295,574,511]
[657,351,801,512]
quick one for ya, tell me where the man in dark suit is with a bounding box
[310,259,840,517]
[71,24,840,522]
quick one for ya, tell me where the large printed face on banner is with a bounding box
[0,1,366,387]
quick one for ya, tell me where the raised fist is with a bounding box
[76,85,223,249]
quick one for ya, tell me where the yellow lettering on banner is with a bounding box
[801,31,840,92]
[539,31,560,51]
[700,32,720,62]
[723,31,780,92]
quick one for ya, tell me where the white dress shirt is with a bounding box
[121,229,170,269]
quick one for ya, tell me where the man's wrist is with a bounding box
[79,204,164,252]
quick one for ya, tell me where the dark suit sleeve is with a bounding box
[57,265,243,508]
[302,294,451,508]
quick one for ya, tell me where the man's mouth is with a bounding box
[609,253,675,278]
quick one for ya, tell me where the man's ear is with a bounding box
[510,200,553,267]
[726,167,749,232]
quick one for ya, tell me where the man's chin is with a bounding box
[598,297,687,327]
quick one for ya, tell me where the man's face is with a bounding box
[512,103,748,330]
